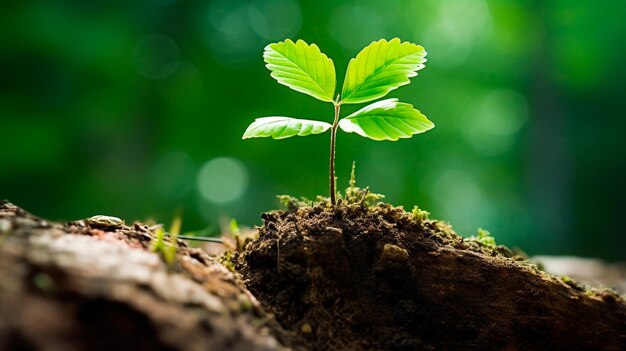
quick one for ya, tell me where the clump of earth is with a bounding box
[235,185,625,350]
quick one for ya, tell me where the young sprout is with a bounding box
[468,228,497,248]
[243,38,434,205]
[150,213,181,265]
[150,227,177,265]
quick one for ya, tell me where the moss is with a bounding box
[237,293,253,312]
[32,272,56,294]
[558,275,587,292]
[274,172,533,264]
[410,205,430,222]
[467,228,496,248]
[219,250,236,273]
[278,162,385,211]
[277,195,313,211]
[343,162,385,205]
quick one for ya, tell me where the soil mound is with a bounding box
[237,201,626,350]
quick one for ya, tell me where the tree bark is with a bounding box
[0,201,284,351]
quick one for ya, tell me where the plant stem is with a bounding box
[329,101,341,205]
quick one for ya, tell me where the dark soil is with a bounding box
[237,201,626,351]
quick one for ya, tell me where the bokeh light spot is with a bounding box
[433,169,494,235]
[422,0,492,67]
[197,157,249,204]
[463,89,528,156]
[205,0,301,67]
[249,0,301,40]
[329,4,389,52]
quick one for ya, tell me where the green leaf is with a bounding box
[264,39,336,102]
[341,38,426,104]
[243,117,332,140]
[338,98,434,141]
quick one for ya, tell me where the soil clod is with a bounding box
[237,202,626,351]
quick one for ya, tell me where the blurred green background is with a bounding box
[1,0,625,260]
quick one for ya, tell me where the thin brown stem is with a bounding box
[329,101,341,205]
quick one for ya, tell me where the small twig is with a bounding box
[359,187,370,204]
[177,235,224,243]
[277,236,281,273]
[276,222,283,273]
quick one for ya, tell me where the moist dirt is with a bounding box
[236,201,626,350]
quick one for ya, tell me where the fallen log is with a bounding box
[0,201,284,351]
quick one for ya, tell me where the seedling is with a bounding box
[243,38,434,205]
[150,213,181,265]
[468,228,497,248]
[150,227,177,265]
